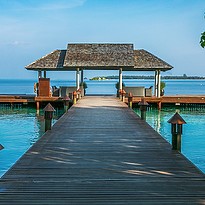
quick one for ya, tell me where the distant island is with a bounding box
[90,74,205,80]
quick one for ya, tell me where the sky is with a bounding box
[0,0,205,80]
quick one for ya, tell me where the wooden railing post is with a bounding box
[119,89,122,100]
[122,90,126,102]
[128,92,133,109]
[73,91,77,104]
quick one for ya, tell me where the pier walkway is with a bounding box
[0,96,205,204]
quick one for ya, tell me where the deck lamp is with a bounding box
[0,144,4,151]
[43,103,56,132]
[168,112,186,152]
[63,95,70,112]
[138,98,149,121]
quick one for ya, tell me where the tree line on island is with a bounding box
[90,74,205,81]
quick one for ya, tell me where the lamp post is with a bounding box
[63,95,70,112]
[168,112,186,152]
[138,98,149,121]
[43,103,55,132]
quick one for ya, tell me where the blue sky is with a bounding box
[0,0,205,80]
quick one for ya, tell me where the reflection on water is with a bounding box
[134,107,205,173]
[0,106,64,177]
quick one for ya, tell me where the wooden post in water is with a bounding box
[63,95,70,112]
[43,103,55,132]
[128,92,133,109]
[158,101,162,110]
[36,101,40,111]
[168,112,186,152]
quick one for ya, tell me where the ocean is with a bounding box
[0,79,205,177]
[0,79,205,95]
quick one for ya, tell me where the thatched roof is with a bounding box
[26,50,66,69]
[133,50,173,70]
[25,43,173,71]
[64,44,134,68]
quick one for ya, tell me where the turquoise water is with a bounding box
[134,108,205,173]
[0,107,64,177]
[0,79,205,177]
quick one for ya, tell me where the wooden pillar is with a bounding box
[157,101,162,110]
[119,68,123,90]
[81,70,84,83]
[44,71,47,78]
[36,101,40,111]
[80,69,84,97]
[38,71,42,79]
[76,68,80,90]
[154,70,158,97]
[157,70,161,98]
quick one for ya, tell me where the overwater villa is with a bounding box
[25,43,173,100]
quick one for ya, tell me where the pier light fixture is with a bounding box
[43,103,56,131]
[168,112,186,151]
[138,98,149,121]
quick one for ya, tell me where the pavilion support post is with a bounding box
[80,70,84,97]
[119,68,123,98]
[38,71,42,79]
[81,70,84,83]
[44,71,47,78]
[154,70,158,97]
[157,70,161,98]
[76,68,80,90]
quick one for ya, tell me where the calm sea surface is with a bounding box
[0,79,205,177]
[0,79,205,95]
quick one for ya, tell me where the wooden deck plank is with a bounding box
[0,96,205,204]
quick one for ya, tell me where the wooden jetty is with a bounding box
[1,94,205,110]
[125,95,205,109]
[0,96,205,204]
[0,95,63,109]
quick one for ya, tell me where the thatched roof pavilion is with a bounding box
[25,43,173,97]
[26,43,172,71]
